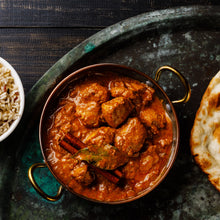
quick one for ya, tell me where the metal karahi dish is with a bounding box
[0,57,25,142]
[28,63,190,204]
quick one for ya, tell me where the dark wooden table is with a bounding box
[0,1,220,219]
[0,0,219,93]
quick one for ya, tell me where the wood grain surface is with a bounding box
[0,0,219,92]
[0,0,219,27]
[0,28,99,92]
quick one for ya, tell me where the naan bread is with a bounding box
[190,70,220,191]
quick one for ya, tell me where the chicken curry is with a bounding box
[45,73,173,202]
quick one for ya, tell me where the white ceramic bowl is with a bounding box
[0,57,25,142]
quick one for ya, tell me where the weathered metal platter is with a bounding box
[0,5,220,219]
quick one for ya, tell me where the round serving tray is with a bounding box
[0,5,219,219]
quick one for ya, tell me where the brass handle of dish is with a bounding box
[155,66,191,104]
[28,163,63,202]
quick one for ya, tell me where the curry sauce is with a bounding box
[44,74,173,202]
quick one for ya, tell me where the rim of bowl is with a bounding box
[0,57,25,142]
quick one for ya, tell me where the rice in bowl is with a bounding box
[0,63,20,136]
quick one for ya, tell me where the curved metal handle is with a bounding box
[28,162,63,202]
[155,66,191,104]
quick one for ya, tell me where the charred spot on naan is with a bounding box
[194,153,213,170]
[208,93,220,109]
[213,126,220,143]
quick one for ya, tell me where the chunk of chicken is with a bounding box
[130,85,155,113]
[74,82,109,104]
[114,117,147,157]
[70,117,91,140]
[109,80,135,99]
[139,146,160,174]
[73,82,109,128]
[139,108,166,135]
[71,161,95,186]
[122,158,139,180]
[84,127,115,147]
[75,101,101,127]
[109,78,155,113]
[101,97,134,128]
[124,81,146,93]
[110,79,146,99]
[141,86,155,106]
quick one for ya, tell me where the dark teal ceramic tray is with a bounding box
[0,5,220,219]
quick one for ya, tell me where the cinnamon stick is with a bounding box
[60,139,78,154]
[90,164,120,184]
[65,133,86,149]
[113,169,123,178]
